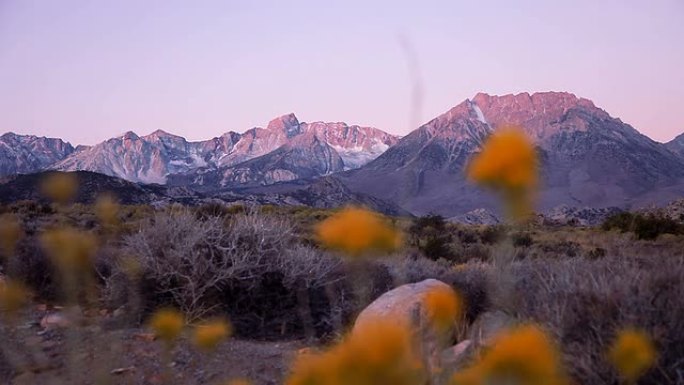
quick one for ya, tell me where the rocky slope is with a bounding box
[542,205,623,226]
[301,121,397,169]
[171,130,346,189]
[224,176,411,216]
[666,133,684,158]
[0,133,75,176]
[171,114,399,188]
[0,171,173,205]
[341,92,684,216]
[640,198,684,222]
[52,130,241,184]
[0,171,407,216]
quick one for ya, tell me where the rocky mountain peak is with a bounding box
[1,132,21,140]
[467,92,613,141]
[267,113,301,137]
[121,131,140,141]
[0,133,75,176]
[415,101,488,141]
[471,91,595,112]
[142,129,189,151]
[144,129,180,139]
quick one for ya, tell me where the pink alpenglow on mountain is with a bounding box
[0,133,74,176]
[341,92,684,216]
[30,114,398,185]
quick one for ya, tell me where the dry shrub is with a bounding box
[117,208,344,338]
[510,256,684,384]
[421,235,455,261]
[602,212,684,240]
[5,201,54,218]
[460,243,491,262]
[408,215,460,261]
[536,240,582,259]
[3,236,59,300]
[194,202,242,220]
[480,225,506,245]
[457,228,479,244]
[511,232,533,248]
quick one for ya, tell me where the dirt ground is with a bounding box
[1,306,305,385]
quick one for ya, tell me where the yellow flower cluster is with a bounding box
[0,278,29,315]
[149,308,185,343]
[41,172,78,204]
[193,318,233,352]
[40,228,98,274]
[424,285,463,336]
[0,213,22,257]
[608,328,656,382]
[287,318,425,385]
[95,194,120,227]
[467,127,538,220]
[315,207,403,257]
[451,324,567,385]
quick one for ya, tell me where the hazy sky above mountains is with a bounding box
[1,0,682,145]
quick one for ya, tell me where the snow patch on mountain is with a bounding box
[471,102,488,125]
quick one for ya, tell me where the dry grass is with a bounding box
[508,255,684,384]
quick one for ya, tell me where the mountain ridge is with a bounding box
[38,114,399,184]
[0,132,75,176]
[666,132,684,158]
[339,91,684,216]
[2,91,683,217]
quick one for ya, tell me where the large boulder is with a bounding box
[353,279,463,377]
[353,278,459,337]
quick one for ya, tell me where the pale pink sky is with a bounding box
[0,0,682,145]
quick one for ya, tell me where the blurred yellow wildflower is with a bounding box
[449,366,483,385]
[315,206,403,257]
[287,318,425,385]
[451,324,567,385]
[192,318,232,352]
[467,127,538,220]
[40,228,98,274]
[0,278,29,315]
[0,214,22,257]
[95,193,120,227]
[41,172,78,204]
[608,328,656,382]
[424,285,463,336]
[480,324,566,385]
[149,308,184,343]
[224,379,251,385]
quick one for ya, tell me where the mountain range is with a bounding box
[40,114,398,185]
[2,91,683,217]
